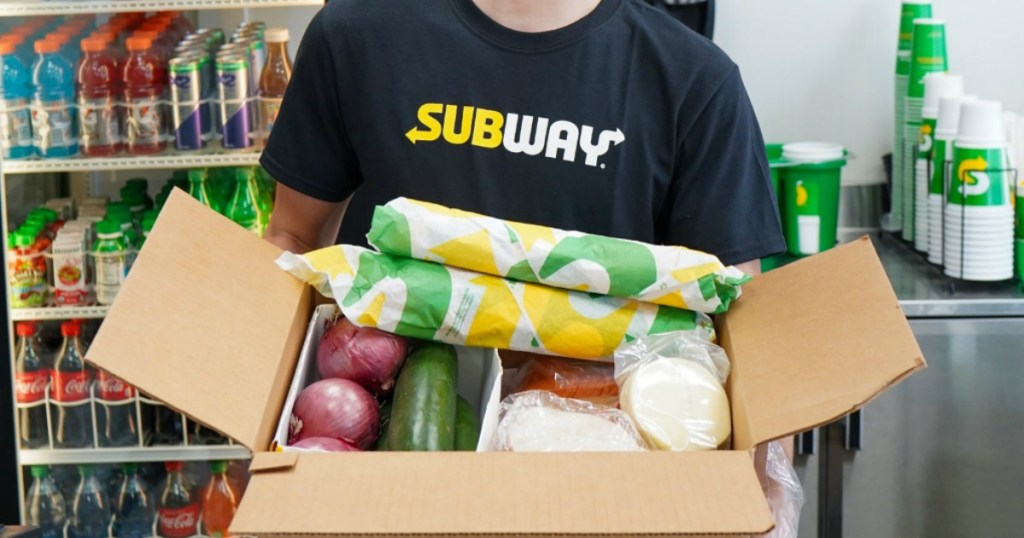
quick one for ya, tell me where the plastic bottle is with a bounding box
[258,27,292,138]
[7,230,48,307]
[137,209,158,251]
[201,460,239,538]
[188,168,221,213]
[157,461,201,538]
[69,464,112,538]
[25,465,67,538]
[120,188,147,231]
[226,166,267,236]
[96,367,137,447]
[122,36,165,154]
[0,37,35,158]
[78,36,121,156]
[51,320,93,449]
[112,462,154,538]
[15,322,49,448]
[125,177,154,209]
[31,38,78,157]
[92,218,127,306]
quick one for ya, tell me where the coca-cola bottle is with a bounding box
[14,322,50,448]
[24,465,67,538]
[51,321,94,448]
[113,462,154,538]
[145,394,184,445]
[157,461,200,538]
[189,419,228,445]
[69,464,113,538]
[97,369,139,447]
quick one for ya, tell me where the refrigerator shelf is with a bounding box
[2,152,263,174]
[0,0,323,17]
[10,305,109,321]
[17,445,250,465]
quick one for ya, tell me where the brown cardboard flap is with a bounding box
[251,451,299,472]
[85,191,310,451]
[721,237,926,450]
[233,452,773,537]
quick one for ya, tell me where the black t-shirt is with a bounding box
[261,0,785,266]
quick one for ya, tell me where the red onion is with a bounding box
[317,317,408,395]
[289,379,379,449]
[291,436,360,452]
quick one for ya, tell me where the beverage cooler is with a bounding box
[0,1,320,535]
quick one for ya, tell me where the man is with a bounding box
[262,0,789,457]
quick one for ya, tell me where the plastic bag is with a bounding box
[614,332,732,451]
[277,246,716,360]
[491,390,646,452]
[506,354,618,405]
[760,441,806,538]
[367,197,750,314]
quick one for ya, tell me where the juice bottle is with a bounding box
[0,36,35,158]
[91,219,127,306]
[258,28,291,139]
[77,37,121,156]
[200,461,238,538]
[8,231,47,307]
[122,36,165,154]
[31,38,78,157]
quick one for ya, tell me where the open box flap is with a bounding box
[235,451,773,537]
[85,191,311,452]
[721,237,926,450]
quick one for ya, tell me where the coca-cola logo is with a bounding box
[65,377,90,395]
[158,503,200,538]
[97,374,135,400]
[15,371,47,403]
[52,371,91,402]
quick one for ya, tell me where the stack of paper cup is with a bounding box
[928,95,977,264]
[892,1,932,233]
[1017,170,1024,284]
[944,100,1015,281]
[903,17,948,243]
[914,73,964,253]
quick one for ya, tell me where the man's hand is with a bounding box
[264,183,349,253]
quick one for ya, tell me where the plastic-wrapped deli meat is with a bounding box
[277,246,715,360]
[367,198,749,314]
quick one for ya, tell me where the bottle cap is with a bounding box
[264,27,290,43]
[80,37,105,53]
[45,31,70,45]
[61,321,81,337]
[122,462,139,473]
[0,39,16,55]
[13,232,34,247]
[2,34,26,47]
[30,465,49,478]
[209,460,228,473]
[77,464,95,475]
[33,39,59,54]
[165,461,183,472]
[133,30,159,42]
[125,36,152,51]
[16,322,36,337]
[95,219,121,236]
[126,178,149,192]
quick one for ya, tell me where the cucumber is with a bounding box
[454,395,480,451]
[386,343,458,451]
[374,400,393,451]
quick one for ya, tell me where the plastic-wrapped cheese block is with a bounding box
[493,391,646,452]
[619,357,731,451]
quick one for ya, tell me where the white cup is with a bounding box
[957,100,1005,146]
[922,73,964,119]
[782,142,845,164]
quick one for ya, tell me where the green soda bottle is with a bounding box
[92,219,127,306]
[120,188,147,231]
[124,178,154,210]
[188,169,222,214]
[137,210,158,252]
[226,167,267,236]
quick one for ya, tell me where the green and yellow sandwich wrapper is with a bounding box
[276,245,715,360]
[366,198,750,314]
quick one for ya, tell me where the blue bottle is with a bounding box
[69,464,112,538]
[31,38,78,157]
[0,38,34,158]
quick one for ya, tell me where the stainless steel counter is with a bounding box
[870,233,1024,318]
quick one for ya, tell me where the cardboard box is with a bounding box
[271,304,502,452]
[87,192,925,537]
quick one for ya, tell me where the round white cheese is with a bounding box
[620,358,731,451]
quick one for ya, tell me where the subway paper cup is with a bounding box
[908,19,948,100]
[1016,239,1024,284]
[898,1,933,51]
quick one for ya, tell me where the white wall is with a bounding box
[716,0,1024,186]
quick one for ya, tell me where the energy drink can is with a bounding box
[169,56,204,151]
[216,54,252,150]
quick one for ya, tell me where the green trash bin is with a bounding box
[779,143,847,257]
[762,143,796,272]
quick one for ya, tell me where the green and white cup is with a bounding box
[915,73,964,252]
[780,143,846,257]
[892,51,912,232]
[928,95,977,264]
[898,1,933,51]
